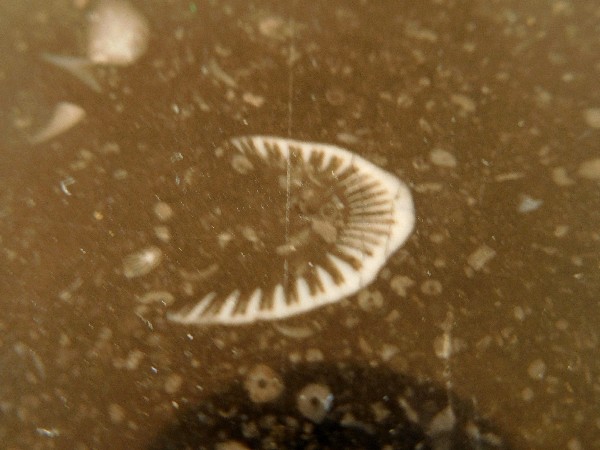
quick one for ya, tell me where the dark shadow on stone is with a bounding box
[147,361,512,450]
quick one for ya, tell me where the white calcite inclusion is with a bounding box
[163,136,415,325]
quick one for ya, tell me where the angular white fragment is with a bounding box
[427,405,456,436]
[29,102,86,145]
[467,244,496,271]
[518,195,543,213]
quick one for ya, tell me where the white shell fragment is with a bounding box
[163,136,415,325]
[122,246,163,278]
[87,0,150,65]
[41,54,102,92]
[29,102,86,145]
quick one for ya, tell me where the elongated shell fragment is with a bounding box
[164,136,414,325]
[29,102,86,145]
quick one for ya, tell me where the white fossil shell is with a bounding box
[122,246,163,279]
[159,136,414,325]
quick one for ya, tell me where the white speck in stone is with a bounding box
[434,333,452,359]
[154,225,171,243]
[553,225,570,238]
[231,154,255,175]
[450,93,476,113]
[170,152,184,162]
[379,344,399,362]
[567,438,583,450]
[577,158,600,180]
[242,92,265,108]
[357,289,384,311]
[390,275,415,297]
[60,177,76,196]
[296,383,333,424]
[336,132,359,145]
[420,279,442,296]
[527,359,546,380]
[36,427,60,438]
[583,107,600,128]
[108,403,125,423]
[398,397,420,423]
[153,202,174,221]
[215,441,251,450]
[427,405,456,436]
[429,148,457,168]
[551,166,575,186]
[521,387,534,401]
[513,306,525,321]
[494,172,525,182]
[137,290,174,305]
[288,351,302,364]
[518,195,543,213]
[305,348,324,362]
[114,349,144,370]
[467,245,496,271]
[113,168,128,180]
[273,323,314,339]
[371,401,391,423]
[164,373,183,394]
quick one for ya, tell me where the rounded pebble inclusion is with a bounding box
[124,136,415,325]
